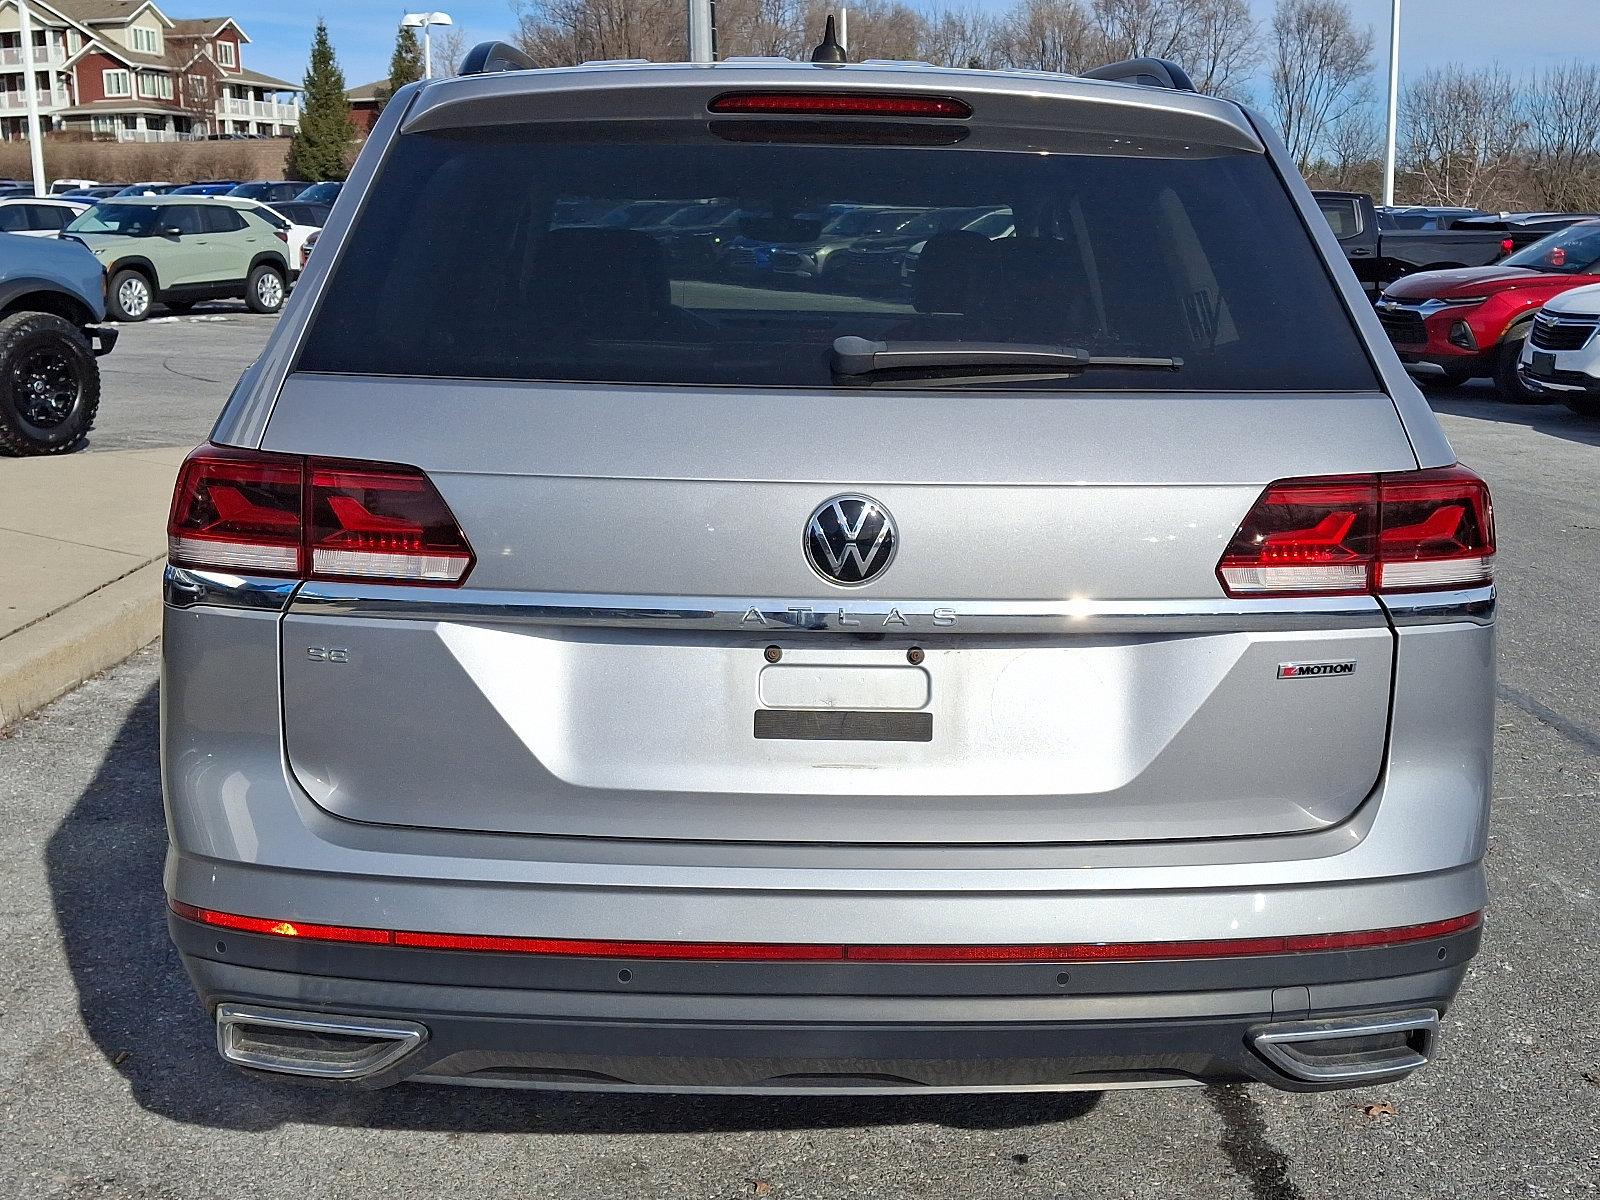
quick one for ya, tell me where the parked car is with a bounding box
[228,180,312,204]
[266,200,331,229]
[1375,206,1487,230]
[829,205,1014,293]
[1375,219,1600,399]
[1314,190,1550,296]
[1516,282,1600,417]
[250,201,326,276]
[59,186,124,202]
[0,197,89,236]
[61,196,291,320]
[294,180,343,205]
[171,181,243,196]
[113,181,178,197]
[48,178,96,195]
[721,205,925,284]
[0,231,116,454]
[1452,211,1600,234]
[162,48,1495,1097]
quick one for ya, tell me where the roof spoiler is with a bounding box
[459,40,536,76]
[1082,57,1196,93]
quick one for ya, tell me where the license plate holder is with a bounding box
[1532,350,1557,376]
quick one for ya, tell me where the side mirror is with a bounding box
[160,225,183,238]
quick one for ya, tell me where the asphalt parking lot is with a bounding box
[85,304,278,454]
[1,326,1597,1196]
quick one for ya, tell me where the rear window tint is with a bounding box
[298,125,1379,392]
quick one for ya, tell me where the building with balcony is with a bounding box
[0,1,299,142]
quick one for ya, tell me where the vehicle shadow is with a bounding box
[44,680,1101,1136]
[1425,389,1600,448]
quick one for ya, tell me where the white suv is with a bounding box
[1518,282,1600,417]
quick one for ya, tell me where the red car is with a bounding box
[1375,219,1600,400]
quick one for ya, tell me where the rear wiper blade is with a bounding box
[831,336,1183,382]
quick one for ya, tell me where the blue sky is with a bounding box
[224,0,1598,96]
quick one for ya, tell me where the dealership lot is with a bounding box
[0,309,1595,1196]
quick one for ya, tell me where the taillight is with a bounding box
[168,445,474,584]
[1217,466,1493,597]
[708,92,972,118]
[273,229,288,244]
[167,444,302,573]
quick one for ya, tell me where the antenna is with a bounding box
[811,14,847,64]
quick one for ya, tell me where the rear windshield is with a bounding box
[298,125,1378,391]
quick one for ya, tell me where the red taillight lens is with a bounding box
[168,445,474,585]
[308,462,474,583]
[273,229,288,244]
[1217,477,1376,595]
[168,444,304,574]
[708,91,972,118]
[1375,465,1494,590]
[1217,466,1493,597]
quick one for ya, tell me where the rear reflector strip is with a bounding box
[170,902,1480,963]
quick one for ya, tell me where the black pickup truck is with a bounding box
[1313,191,1572,296]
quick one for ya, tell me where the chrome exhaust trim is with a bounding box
[216,1003,427,1079]
[1250,1009,1439,1085]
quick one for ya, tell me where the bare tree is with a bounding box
[432,24,473,77]
[512,0,685,66]
[713,0,810,58]
[1268,0,1374,171]
[1311,105,1382,192]
[800,1,925,62]
[995,0,1097,74]
[1090,0,1257,98]
[918,4,1002,68]
[1401,65,1524,208]
[1522,61,1600,212]
[1183,0,1259,99]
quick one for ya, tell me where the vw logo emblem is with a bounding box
[805,494,897,587]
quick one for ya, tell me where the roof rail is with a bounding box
[459,40,536,76]
[1081,57,1196,93]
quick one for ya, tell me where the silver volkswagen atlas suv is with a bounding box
[161,46,1496,1095]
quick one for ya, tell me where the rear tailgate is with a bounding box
[258,67,1412,846]
[268,382,1410,844]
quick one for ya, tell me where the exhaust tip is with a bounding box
[1250,1009,1439,1085]
[216,1004,427,1080]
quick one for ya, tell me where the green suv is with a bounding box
[62,196,290,322]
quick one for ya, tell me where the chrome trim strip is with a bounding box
[216,1003,427,1080]
[288,583,1389,633]
[165,565,299,612]
[1380,585,1495,627]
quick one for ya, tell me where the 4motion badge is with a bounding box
[1278,660,1356,679]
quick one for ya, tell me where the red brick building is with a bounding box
[0,1,300,142]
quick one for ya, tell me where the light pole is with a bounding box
[1382,0,1401,207]
[16,0,46,195]
[401,12,454,80]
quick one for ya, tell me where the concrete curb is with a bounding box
[0,558,163,727]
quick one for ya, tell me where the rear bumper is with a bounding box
[173,913,1479,1094]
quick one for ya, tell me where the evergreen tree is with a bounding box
[286,20,355,183]
[375,26,424,111]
